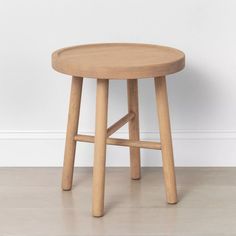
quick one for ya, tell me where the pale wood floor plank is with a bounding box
[0,167,236,235]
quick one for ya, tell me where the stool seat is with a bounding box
[52,43,185,79]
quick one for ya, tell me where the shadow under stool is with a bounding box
[52,43,185,217]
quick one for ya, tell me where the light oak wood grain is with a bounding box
[107,112,135,137]
[52,43,185,79]
[62,76,83,191]
[127,79,141,179]
[155,76,177,204]
[92,79,109,217]
[74,134,162,150]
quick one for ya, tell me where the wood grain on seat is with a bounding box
[52,43,185,79]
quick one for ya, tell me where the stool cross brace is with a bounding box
[74,111,162,150]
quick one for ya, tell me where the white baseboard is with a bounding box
[0,130,236,167]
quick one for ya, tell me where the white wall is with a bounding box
[1,0,236,166]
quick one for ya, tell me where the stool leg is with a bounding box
[154,76,177,204]
[92,79,109,217]
[127,79,141,180]
[62,76,83,191]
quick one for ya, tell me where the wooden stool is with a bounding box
[52,43,185,217]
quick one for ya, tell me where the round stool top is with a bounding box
[52,43,185,79]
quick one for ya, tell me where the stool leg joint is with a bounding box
[107,112,135,137]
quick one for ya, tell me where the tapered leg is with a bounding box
[62,76,83,191]
[92,79,109,217]
[154,76,177,204]
[127,79,141,179]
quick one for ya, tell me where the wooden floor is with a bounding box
[0,167,236,236]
